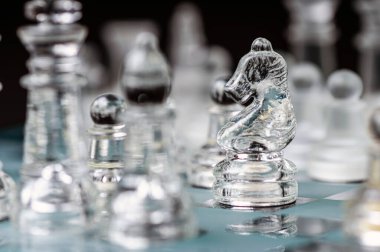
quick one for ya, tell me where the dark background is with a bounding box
[0,0,359,127]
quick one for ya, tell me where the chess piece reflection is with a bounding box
[308,70,369,182]
[213,38,298,207]
[284,0,339,77]
[108,33,197,249]
[286,63,325,169]
[344,107,380,247]
[189,76,240,188]
[88,94,126,227]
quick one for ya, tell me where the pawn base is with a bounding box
[308,146,369,183]
[188,146,225,189]
[109,174,198,249]
[213,151,298,207]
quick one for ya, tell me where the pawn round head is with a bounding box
[90,94,126,125]
[327,70,363,100]
[251,38,273,52]
[211,76,235,105]
[121,32,171,105]
[289,63,322,92]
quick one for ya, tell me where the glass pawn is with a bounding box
[108,32,198,249]
[308,70,369,182]
[344,107,380,247]
[88,94,126,225]
[286,63,325,170]
[213,38,298,207]
[189,76,240,188]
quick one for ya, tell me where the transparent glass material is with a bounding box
[356,0,380,95]
[88,94,126,227]
[284,0,339,77]
[18,0,87,180]
[15,164,97,236]
[308,70,369,182]
[286,63,325,170]
[108,32,198,249]
[344,108,380,247]
[0,162,16,221]
[169,2,211,153]
[213,38,298,207]
[189,76,240,188]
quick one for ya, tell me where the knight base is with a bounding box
[213,151,298,207]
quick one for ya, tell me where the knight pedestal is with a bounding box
[213,38,298,207]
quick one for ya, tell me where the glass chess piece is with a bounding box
[88,94,126,227]
[0,162,16,221]
[18,0,87,179]
[284,0,339,77]
[15,164,97,250]
[286,63,325,170]
[344,107,380,248]
[0,38,17,221]
[213,38,298,207]
[356,0,380,96]
[189,76,240,188]
[121,32,176,173]
[108,32,198,249]
[308,70,369,182]
[169,2,210,152]
[101,21,159,91]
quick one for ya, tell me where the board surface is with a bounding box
[0,126,362,251]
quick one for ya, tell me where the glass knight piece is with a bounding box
[308,70,369,182]
[108,32,197,249]
[18,0,87,179]
[88,94,126,225]
[213,38,298,207]
[344,107,380,247]
[286,63,325,170]
[189,76,240,188]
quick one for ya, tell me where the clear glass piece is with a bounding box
[308,70,369,182]
[213,38,298,207]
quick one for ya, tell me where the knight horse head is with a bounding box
[217,38,296,153]
[225,38,288,106]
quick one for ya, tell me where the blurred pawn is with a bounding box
[188,76,240,188]
[88,94,126,229]
[206,45,233,84]
[308,70,369,182]
[15,164,97,250]
[169,2,210,151]
[344,108,380,248]
[102,21,159,90]
[286,63,325,170]
[109,32,198,249]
